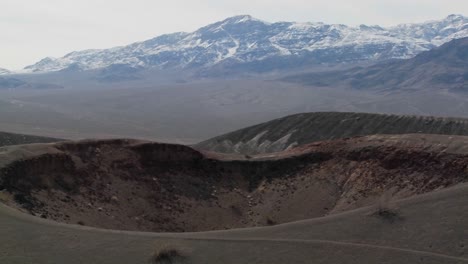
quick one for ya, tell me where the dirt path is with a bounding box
[178,237,468,262]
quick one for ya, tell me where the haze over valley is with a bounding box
[0,15,467,142]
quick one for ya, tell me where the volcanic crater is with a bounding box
[1,135,467,232]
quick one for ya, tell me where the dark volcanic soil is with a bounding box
[0,134,467,232]
[196,112,468,154]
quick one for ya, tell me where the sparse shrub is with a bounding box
[149,244,187,264]
[266,217,276,226]
[13,193,29,204]
[370,190,402,222]
[13,193,35,210]
[230,205,242,216]
[373,205,399,220]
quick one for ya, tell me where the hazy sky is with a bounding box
[1,0,467,69]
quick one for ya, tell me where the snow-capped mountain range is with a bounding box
[25,14,468,74]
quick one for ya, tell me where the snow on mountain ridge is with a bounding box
[24,14,468,73]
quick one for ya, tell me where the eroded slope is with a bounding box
[0,135,467,232]
[196,112,468,154]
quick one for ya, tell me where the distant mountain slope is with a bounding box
[195,112,468,154]
[24,14,468,75]
[283,37,468,91]
[0,77,26,89]
[0,76,64,90]
[0,131,61,147]
[0,68,10,75]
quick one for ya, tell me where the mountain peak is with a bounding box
[222,15,267,25]
[24,14,468,73]
[446,14,466,21]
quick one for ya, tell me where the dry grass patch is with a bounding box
[149,244,188,264]
[369,190,403,223]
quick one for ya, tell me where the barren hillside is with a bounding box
[1,134,468,232]
[196,112,468,154]
[0,131,61,147]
